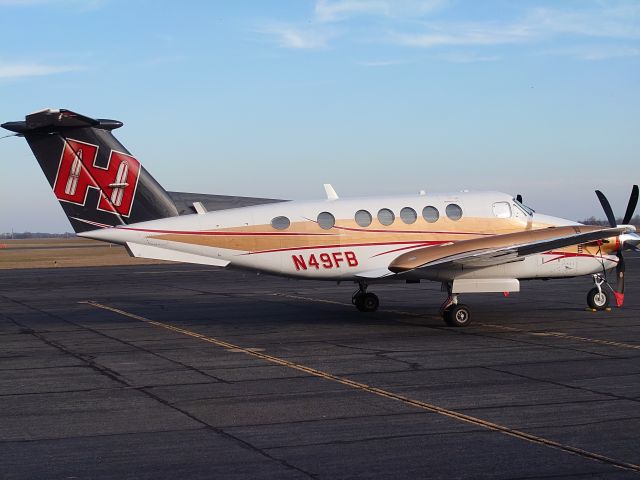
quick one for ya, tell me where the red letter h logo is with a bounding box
[53,139,141,217]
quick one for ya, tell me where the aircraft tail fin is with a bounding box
[2,109,179,233]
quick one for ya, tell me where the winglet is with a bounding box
[324,184,339,200]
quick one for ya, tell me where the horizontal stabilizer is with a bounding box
[168,191,285,215]
[125,242,230,267]
[2,108,122,133]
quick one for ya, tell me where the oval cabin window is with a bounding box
[445,204,463,221]
[317,211,336,230]
[271,216,290,230]
[355,210,372,227]
[400,207,417,224]
[422,206,439,223]
[377,208,395,226]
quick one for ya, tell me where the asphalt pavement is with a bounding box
[1,257,639,479]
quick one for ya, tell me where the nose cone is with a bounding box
[620,231,640,250]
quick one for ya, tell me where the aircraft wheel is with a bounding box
[443,304,472,327]
[587,287,609,310]
[355,292,379,312]
[442,310,454,326]
[353,292,365,311]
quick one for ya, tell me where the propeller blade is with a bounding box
[622,184,639,225]
[516,194,523,203]
[613,251,625,307]
[595,190,617,228]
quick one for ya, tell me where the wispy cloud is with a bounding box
[393,23,535,48]
[391,3,640,50]
[358,59,409,67]
[0,0,103,5]
[315,0,389,22]
[259,0,446,49]
[315,0,447,22]
[0,62,83,79]
[260,0,640,59]
[258,23,338,49]
[528,4,640,40]
[0,0,105,10]
[539,45,640,61]
[436,52,500,63]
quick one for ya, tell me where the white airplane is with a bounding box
[3,109,639,326]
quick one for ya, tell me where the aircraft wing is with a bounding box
[389,225,631,273]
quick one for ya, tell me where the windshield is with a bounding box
[513,198,535,216]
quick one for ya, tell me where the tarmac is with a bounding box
[1,256,639,479]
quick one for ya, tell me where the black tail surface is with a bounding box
[2,109,178,233]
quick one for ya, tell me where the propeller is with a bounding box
[594,185,640,307]
[622,184,639,225]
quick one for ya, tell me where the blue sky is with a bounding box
[0,0,638,232]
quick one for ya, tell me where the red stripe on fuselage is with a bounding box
[118,226,335,237]
[542,251,619,264]
[241,240,450,256]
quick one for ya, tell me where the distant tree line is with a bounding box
[0,232,75,239]
[579,214,640,226]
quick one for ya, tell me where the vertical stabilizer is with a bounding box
[2,109,178,233]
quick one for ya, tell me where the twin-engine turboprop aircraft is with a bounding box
[3,109,639,326]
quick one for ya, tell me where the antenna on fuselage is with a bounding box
[324,184,339,201]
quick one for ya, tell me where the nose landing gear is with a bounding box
[587,274,610,310]
[352,282,379,312]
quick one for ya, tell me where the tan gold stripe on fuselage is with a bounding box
[150,217,618,258]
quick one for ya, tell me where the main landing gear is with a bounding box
[587,274,610,310]
[440,282,472,327]
[352,282,379,312]
[351,281,473,326]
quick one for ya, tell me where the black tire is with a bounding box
[362,292,379,312]
[353,292,366,311]
[445,304,472,327]
[587,287,609,310]
[442,308,454,326]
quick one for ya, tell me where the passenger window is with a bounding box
[445,204,463,221]
[317,211,335,229]
[400,207,417,224]
[492,202,512,219]
[355,210,372,227]
[422,206,439,223]
[271,216,290,230]
[377,208,395,226]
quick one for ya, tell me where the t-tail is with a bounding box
[2,109,178,233]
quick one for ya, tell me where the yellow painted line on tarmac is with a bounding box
[478,323,640,351]
[271,293,352,307]
[271,293,640,351]
[83,299,640,474]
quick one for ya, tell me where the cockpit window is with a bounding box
[492,202,512,219]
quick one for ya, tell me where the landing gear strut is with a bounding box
[441,282,472,327]
[587,274,610,310]
[352,282,379,312]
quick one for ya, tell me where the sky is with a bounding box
[0,0,638,232]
